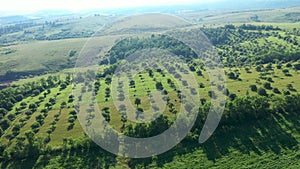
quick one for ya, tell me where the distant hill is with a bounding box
[195,0,300,10]
[80,0,300,15]
[102,13,190,35]
[0,15,30,24]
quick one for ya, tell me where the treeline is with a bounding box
[0,134,116,168]
[258,50,300,64]
[224,24,281,31]
[34,29,94,41]
[0,22,37,35]
[99,34,197,65]
[201,25,300,66]
[195,94,300,131]
[0,69,46,82]
[0,20,95,45]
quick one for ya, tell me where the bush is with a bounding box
[258,87,268,96]
[41,109,48,113]
[68,117,76,123]
[273,88,281,94]
[0,119,10,130]
[196,70,202,76]
[256,65,263,72]
[29,103,37,111]
[267,77,274,82]
[250,84,257,92]
[25,111,33,116]
[32,89,40,96]
[208,91,216,99]
[294,63,300,70]
[282,69,289,73]
[15,94,24,102]
[228,72,238,80]
[264,82,272,90]
[156,82,164,90]
[7,114,16,121]
[31,122,40,129]
[60,83,68,90]
[229,93,237,100]
[20,102,27,109]
[287,84,297,92]
[276,64,282,69]
[286,63,292,68]
[0,108,8,117]
[12,124,21,134]
[36,114,45,124]
[70,110,77,115]
[200,98,207,105]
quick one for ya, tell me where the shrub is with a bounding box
[228,72,238,80]
[282,69,289,73]
[60,83,68,90]
[7,114,16,121]
[256,65,263,72]
[31,122,40,130]
[0,119,10,130]
[294,63,300,70]
[199,83,205,88]
[15,94,24,102]
[196,70,202,76]
[264,82,272,90]
[258,87,268,96]
[32,89,40,96]
[286,63,292,68]
[25,111,33,116]
[276,64,282,69]
[20,102,27,109]
[273,88,281,94]
[12,124,21,134]
[0,108,7,117]
[68,117,76,123]
[200,98,207,105]
[250,84,257,92]
[70,110,77,115]
[208,91,217,99]
[267,77,274,82]
[283,90,291,95]
[229,93,237,100]
[156,82,164,90]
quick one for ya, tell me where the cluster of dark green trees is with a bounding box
[99,34,196,65]
[98,27,300,69]
[200,25,300,67]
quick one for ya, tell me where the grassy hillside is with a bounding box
[0,38,85,75]
[181,6,300,24]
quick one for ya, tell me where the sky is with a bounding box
[0,0,220,13]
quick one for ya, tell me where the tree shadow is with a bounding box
[2,142,118,169]
[129,112,299,167]
[1,156,39,169]
[202,114,298,160]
